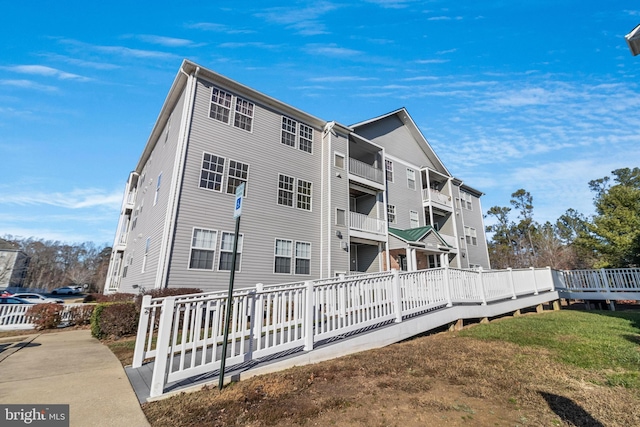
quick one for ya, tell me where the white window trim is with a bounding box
[233,96,254,133]
[409,210,419,228]
[334,152,345,169]
[280,115,313,155]
[141,237,150,273]
[273,238,293,275]
[336,208,346,226]
[387,204,396,224]
[153,172,162,206]
[385,159,394,183]
[296,178,312,211]
[188,227,218,271]
[199,152,226,193]
[406,168,416,190]
[209,86,233,124]
[295,241,312,275]
[225,158,250,196]
[218,231,244,272]
[277,174,312,212]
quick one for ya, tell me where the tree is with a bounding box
[579,168,640,268]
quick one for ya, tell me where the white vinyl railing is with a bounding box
[349,212,386,235]
[0,303,88,330]
[348,158,384,184]
[134,266,557,398]
[422,188,453,208]
[555,268,640,297]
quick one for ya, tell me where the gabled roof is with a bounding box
[388,226,452,248]
[350,108,451,177]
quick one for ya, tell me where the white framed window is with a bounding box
[153,173,162,206]
[141,237,150,273]
[387,205,396,224]
[385,160,394,182]
[407,168,416,190]
[210,87,232,124]
[123,251,133,278]
[334,152,345,169]
[299,124,313,153]
[461,191,473,210]
[219,232,243,271]
[281,117,297,147]
[189,228,217,270]
[226,160,249,195]
[200,153,225,192]
[280,116,313,154]
[409,210,419,228]
[233,97,254,131]
[274,239,292,274]
[465,226,477,246]
[336,208,346,226]
[278,174,295,206]
[295,242,311,275]
[297,179,312,211]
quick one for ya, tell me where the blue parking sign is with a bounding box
[234,183,244,218]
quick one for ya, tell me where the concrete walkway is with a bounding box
[0,330,150,427]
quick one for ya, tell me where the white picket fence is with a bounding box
[0,304,87,330]
[554,268,640,301]
[133,266,555,398]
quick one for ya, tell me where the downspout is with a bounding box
[155,65,199,289]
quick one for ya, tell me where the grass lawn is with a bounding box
[136,308,640,426]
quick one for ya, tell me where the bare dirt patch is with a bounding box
[142,331,640,426]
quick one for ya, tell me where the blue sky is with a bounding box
[1,1,639,246]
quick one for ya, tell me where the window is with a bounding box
[387,205,396,224]
[189,228,217,270]
[200,153,225,192]
[295,242,311,275]
[274,239,292,274]
[210,87,232,123]
[460,191,473,210]
[141,237,150,273]
[219,232,243,271]
[123,252,133,278]
[299,124,313,153]
[410,210,419,228]
[281,117,296,147]
[407,168,416,190]
[334,153,345,169]
[278,175,312,211]
[385,160,394,182]
[278,174,295,206]
[233,97,254,131]
[280,116,313,153]
[465,226,478,246]
[336,208,346,226]
[226,160,249,195]
[154,173,162,206]
[297,179,312,211]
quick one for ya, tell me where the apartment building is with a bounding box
[104,60,490,294]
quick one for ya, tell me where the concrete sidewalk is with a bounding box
[0,330,150,427]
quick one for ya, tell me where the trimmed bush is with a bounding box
[27,304,64,330]
[84,293,136,303]
[67,304,94,326]
[91,302,139,339]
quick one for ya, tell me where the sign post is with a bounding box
[219,182,244,390]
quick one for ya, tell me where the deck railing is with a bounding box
[349,212,386,235]
[0,303,88,330]
[348,158,384,184]
[133,266,556,398]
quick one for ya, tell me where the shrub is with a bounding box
[84,293,136,304]
[135,287,203,308]
[91,302,139,339]
[27,304,63,330]
[67,305,94,326]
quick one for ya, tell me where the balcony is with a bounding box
[349,158,384,185]
[422,188,453,211]
[349,211,386,235]
[439,233,457,250]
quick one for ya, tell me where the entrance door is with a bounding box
[398,254,408,271]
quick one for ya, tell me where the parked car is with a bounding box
[0,296,35,304]
[11,293,64,304]
[51,286,81,295]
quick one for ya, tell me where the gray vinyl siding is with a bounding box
[355,116,437,171]
[166,77,323,291]
[118,89,188,293]
[328,132,350,276]
[385,158,424,230]
[451,185,469,268]
[461,190,490,268]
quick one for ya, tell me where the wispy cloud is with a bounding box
[304,43,363,57]
[0,79,58,92]
[218,42,281,50]
[187,22,255,34]
[415,59,449,64]
[255,2,339,35]
[2,65,90,81]
[427,15,463,21]
[39,54,121,70]
[308,76,377,82]
[363,0,418,9]
[0,188,122,210]
[127,34,202,47]
[58,39,177,60]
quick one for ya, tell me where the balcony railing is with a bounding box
[349,158,384,184]
[349,212,386,235]
[422,188,453,208]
